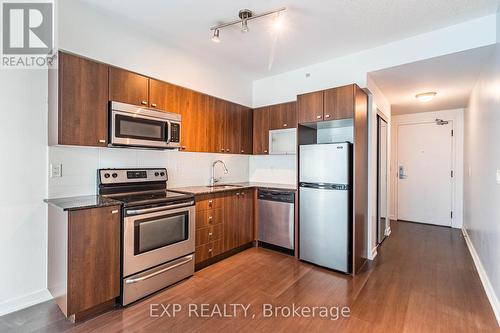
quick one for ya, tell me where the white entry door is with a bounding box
[397,121,453,226]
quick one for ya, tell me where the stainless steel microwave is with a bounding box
[109,101,181,149]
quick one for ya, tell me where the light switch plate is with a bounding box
[50,164,62,178]
[496,170,500,184]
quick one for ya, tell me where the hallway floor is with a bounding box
[1,221,498,332]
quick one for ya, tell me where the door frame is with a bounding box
[376,113,389,243]
[391,109,464,228]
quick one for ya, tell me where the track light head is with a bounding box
[212,29,220,43]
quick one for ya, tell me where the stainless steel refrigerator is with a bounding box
[299,142,352,273]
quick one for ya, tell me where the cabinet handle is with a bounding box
[208,200,213,208]
[225,149,230,152]
[141,101,148,105]
[208,248,213,254]
[283,124,288,127]
[208,232,213,236]
[208,216,213,223]
[98,139,106,143]
[111,210,119,214]
[316,115,322,119]
[241,150,244,153]
[181,146,187,150]
[236,193,240,196]
[151,103,157,108]
[325,114,331,118]
[264,150,268,153]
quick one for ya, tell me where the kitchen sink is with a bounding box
[206,184,244,189]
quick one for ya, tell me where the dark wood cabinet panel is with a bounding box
[149,79,177,111]
[224,103,241,154]
[270,102,297,130]
[297,91,324,124]
[324,84,355,120]
[238,189,254,245]
[253,107,270,155]
[109,67,149,106]
[67,206,120,316]
[240,106,253,154]
[223,191,254,252]
[178,89,208,152]
[58,52,109,147]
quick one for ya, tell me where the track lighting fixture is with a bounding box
[210,7,286,42]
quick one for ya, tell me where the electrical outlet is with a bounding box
[50,164,62,178]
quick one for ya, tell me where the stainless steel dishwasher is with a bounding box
[257,189,295,252]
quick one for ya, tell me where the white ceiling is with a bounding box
[79,0,499,80]
[368,45,495,115]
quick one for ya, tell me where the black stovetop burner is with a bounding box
[97,168,193,207]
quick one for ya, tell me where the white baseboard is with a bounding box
[462,228,500,327]
[0,289,53,317]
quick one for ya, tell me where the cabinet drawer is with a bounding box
[196,224,223,246]
[195,240,223,263]
[195,208,223,228]
[196,195,223,211]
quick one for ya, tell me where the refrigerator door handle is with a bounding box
[299,182,351,190]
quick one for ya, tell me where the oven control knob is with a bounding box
[160,172,165,177]
[112,173,118,178]
[104,173,110,178]
[155,172,159,177]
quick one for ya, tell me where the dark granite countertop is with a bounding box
[170,182,297,196]
[44,195,122,211]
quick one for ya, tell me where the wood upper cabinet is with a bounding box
[297,91,324,123]
[178,89,208,152]
[324,84,355,120]
[149,79,177,111]
[240,106,253,154]
[57,52,109,147]
[109,67,149,106]
[253,107,270,155]
[269,101,297,130]
[224,103,241,154]
[206,97,226,153]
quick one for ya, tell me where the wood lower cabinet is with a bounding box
[55,51,109,147]
[194,190,254,266]
[109,67,149,107]
[269,101,297,130]
[48,205,121,321]
[253,107,270,154]
[298,91,324,123]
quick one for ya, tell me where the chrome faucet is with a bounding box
[210,160,229,186]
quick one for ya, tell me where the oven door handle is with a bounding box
[126,201,194,216]
[125,255,194,284]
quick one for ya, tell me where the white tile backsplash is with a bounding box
[48,146,249,198]
[249,155,296,184]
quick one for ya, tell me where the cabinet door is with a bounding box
[252,107,270,154]
[223,192,239,252]
[58,52,109,147]
[238,190,254,245]
[67,206,120,315]
[324,85,355,120]
[270,102,298,130]
[240,106,253,154]
[109,67,149,106]
[206,97,226,153]
[224,103,241,154]
[149,79,176,111]
[297,91,324,123]
[179,89,208,152]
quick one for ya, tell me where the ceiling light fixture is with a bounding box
[415,91,437,102]
[212,29,220,43]
[210,7,286,42]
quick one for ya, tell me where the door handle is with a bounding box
[125,255,193,284]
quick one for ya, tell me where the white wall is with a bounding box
[57,0,253,106]
[248,155,296,184]
[48,147,249,198]
[390,109,464,229]
[0,70,52,315]
[463,43,500,323]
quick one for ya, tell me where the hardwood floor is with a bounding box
[1,221,498,332]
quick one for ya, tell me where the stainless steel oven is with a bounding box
[110,101,181,149]
[122,199,195,305]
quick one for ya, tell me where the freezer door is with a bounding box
[299,186,350,273]
[299,143,350,184]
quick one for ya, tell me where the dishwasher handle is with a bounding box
[257,189,295,203]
